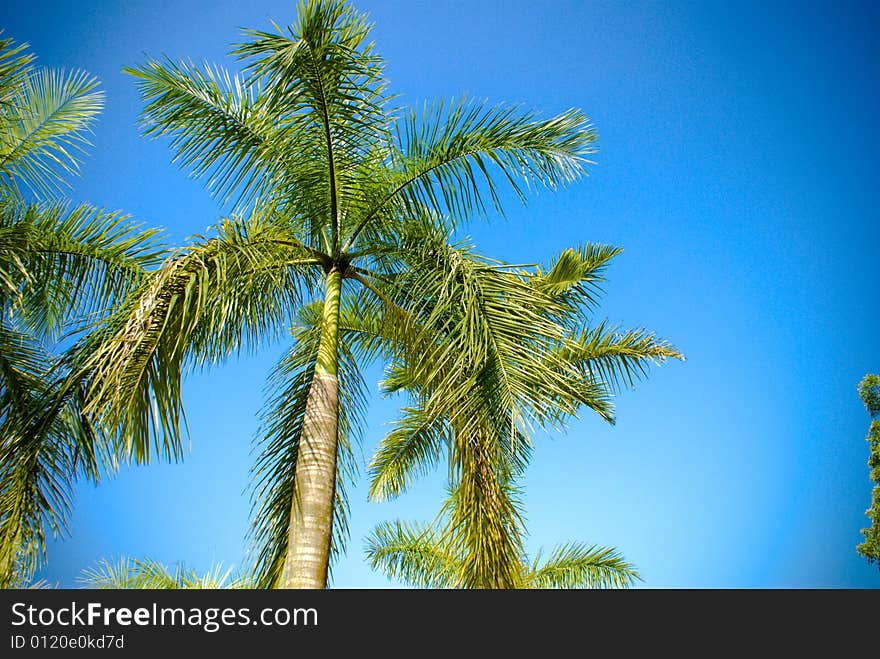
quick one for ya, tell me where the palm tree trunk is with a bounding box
[280,267,343,589]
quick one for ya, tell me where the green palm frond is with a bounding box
[248,301,366,588]
[0,35,34,109]
[0,323,95,587]
[530,244,622,320]
[344,99,596,250]
[526,543,641,589]
[0,198,167,335]
[124,58,288,211]
[365,521,460,589]
[68,211,320,465]
[80,556,170,589]
[394,99,594,217]
[0,59,103,198]
[80,556,255,589]
[235,0,390,250]
[562,323,684,391]
[0,319,47,414]
[367,406,450,502]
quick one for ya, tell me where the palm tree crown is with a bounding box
[69,0,601,588]
[365,244,680,588]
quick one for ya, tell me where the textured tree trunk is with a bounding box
[280,268,342,589]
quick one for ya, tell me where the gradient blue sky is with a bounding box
[6,0,879,587]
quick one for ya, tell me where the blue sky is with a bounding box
[6,0,879,587]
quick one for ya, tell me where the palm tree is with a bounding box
[69,0,600,588]
[0,35,165,587]
[80,557,255,589]
[367,244,681,587]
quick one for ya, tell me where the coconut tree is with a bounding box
[0,35,165,587]
[68,0,601,589]
[366,242,680,587]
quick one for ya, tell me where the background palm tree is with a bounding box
[70,0,600,588]
[80,557,255,589]
[0,35,165,587]
[366,244,681,587]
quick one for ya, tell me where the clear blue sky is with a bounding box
[6,0,879,588]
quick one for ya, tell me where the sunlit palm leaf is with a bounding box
[0,325,95,587]
[0,35,34,107]
[365,521,460,588]
[125,58,288,211]
[0,197,166,335]
[526,543,640,589]
[367,406,450,503]
[562,323,683,391]
[0,64,102,198]
[80,556,255,589]
[69,211,320,465]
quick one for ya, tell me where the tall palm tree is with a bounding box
[367,244,681,587]
[69,0,600,588]
[0,35,165,587]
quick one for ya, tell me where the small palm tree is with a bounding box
[0,35,165,586]
[80,557,255,589]
[367,244,681,587]
[69,0,600,588]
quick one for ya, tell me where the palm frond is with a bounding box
[345,99,596,249]
[0,324,92,587]
[365,520,460,589]
[0,65,103,198]
[562,323,684,391]
[526,543,641,589]
[530,244,622,320]
[0,198,167,335]
[125,58,293,211]
[68,211,318,465]
[0,35,34,107]
[235,0,390,251]
[80,556,255,589]
[368,405,450,502]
